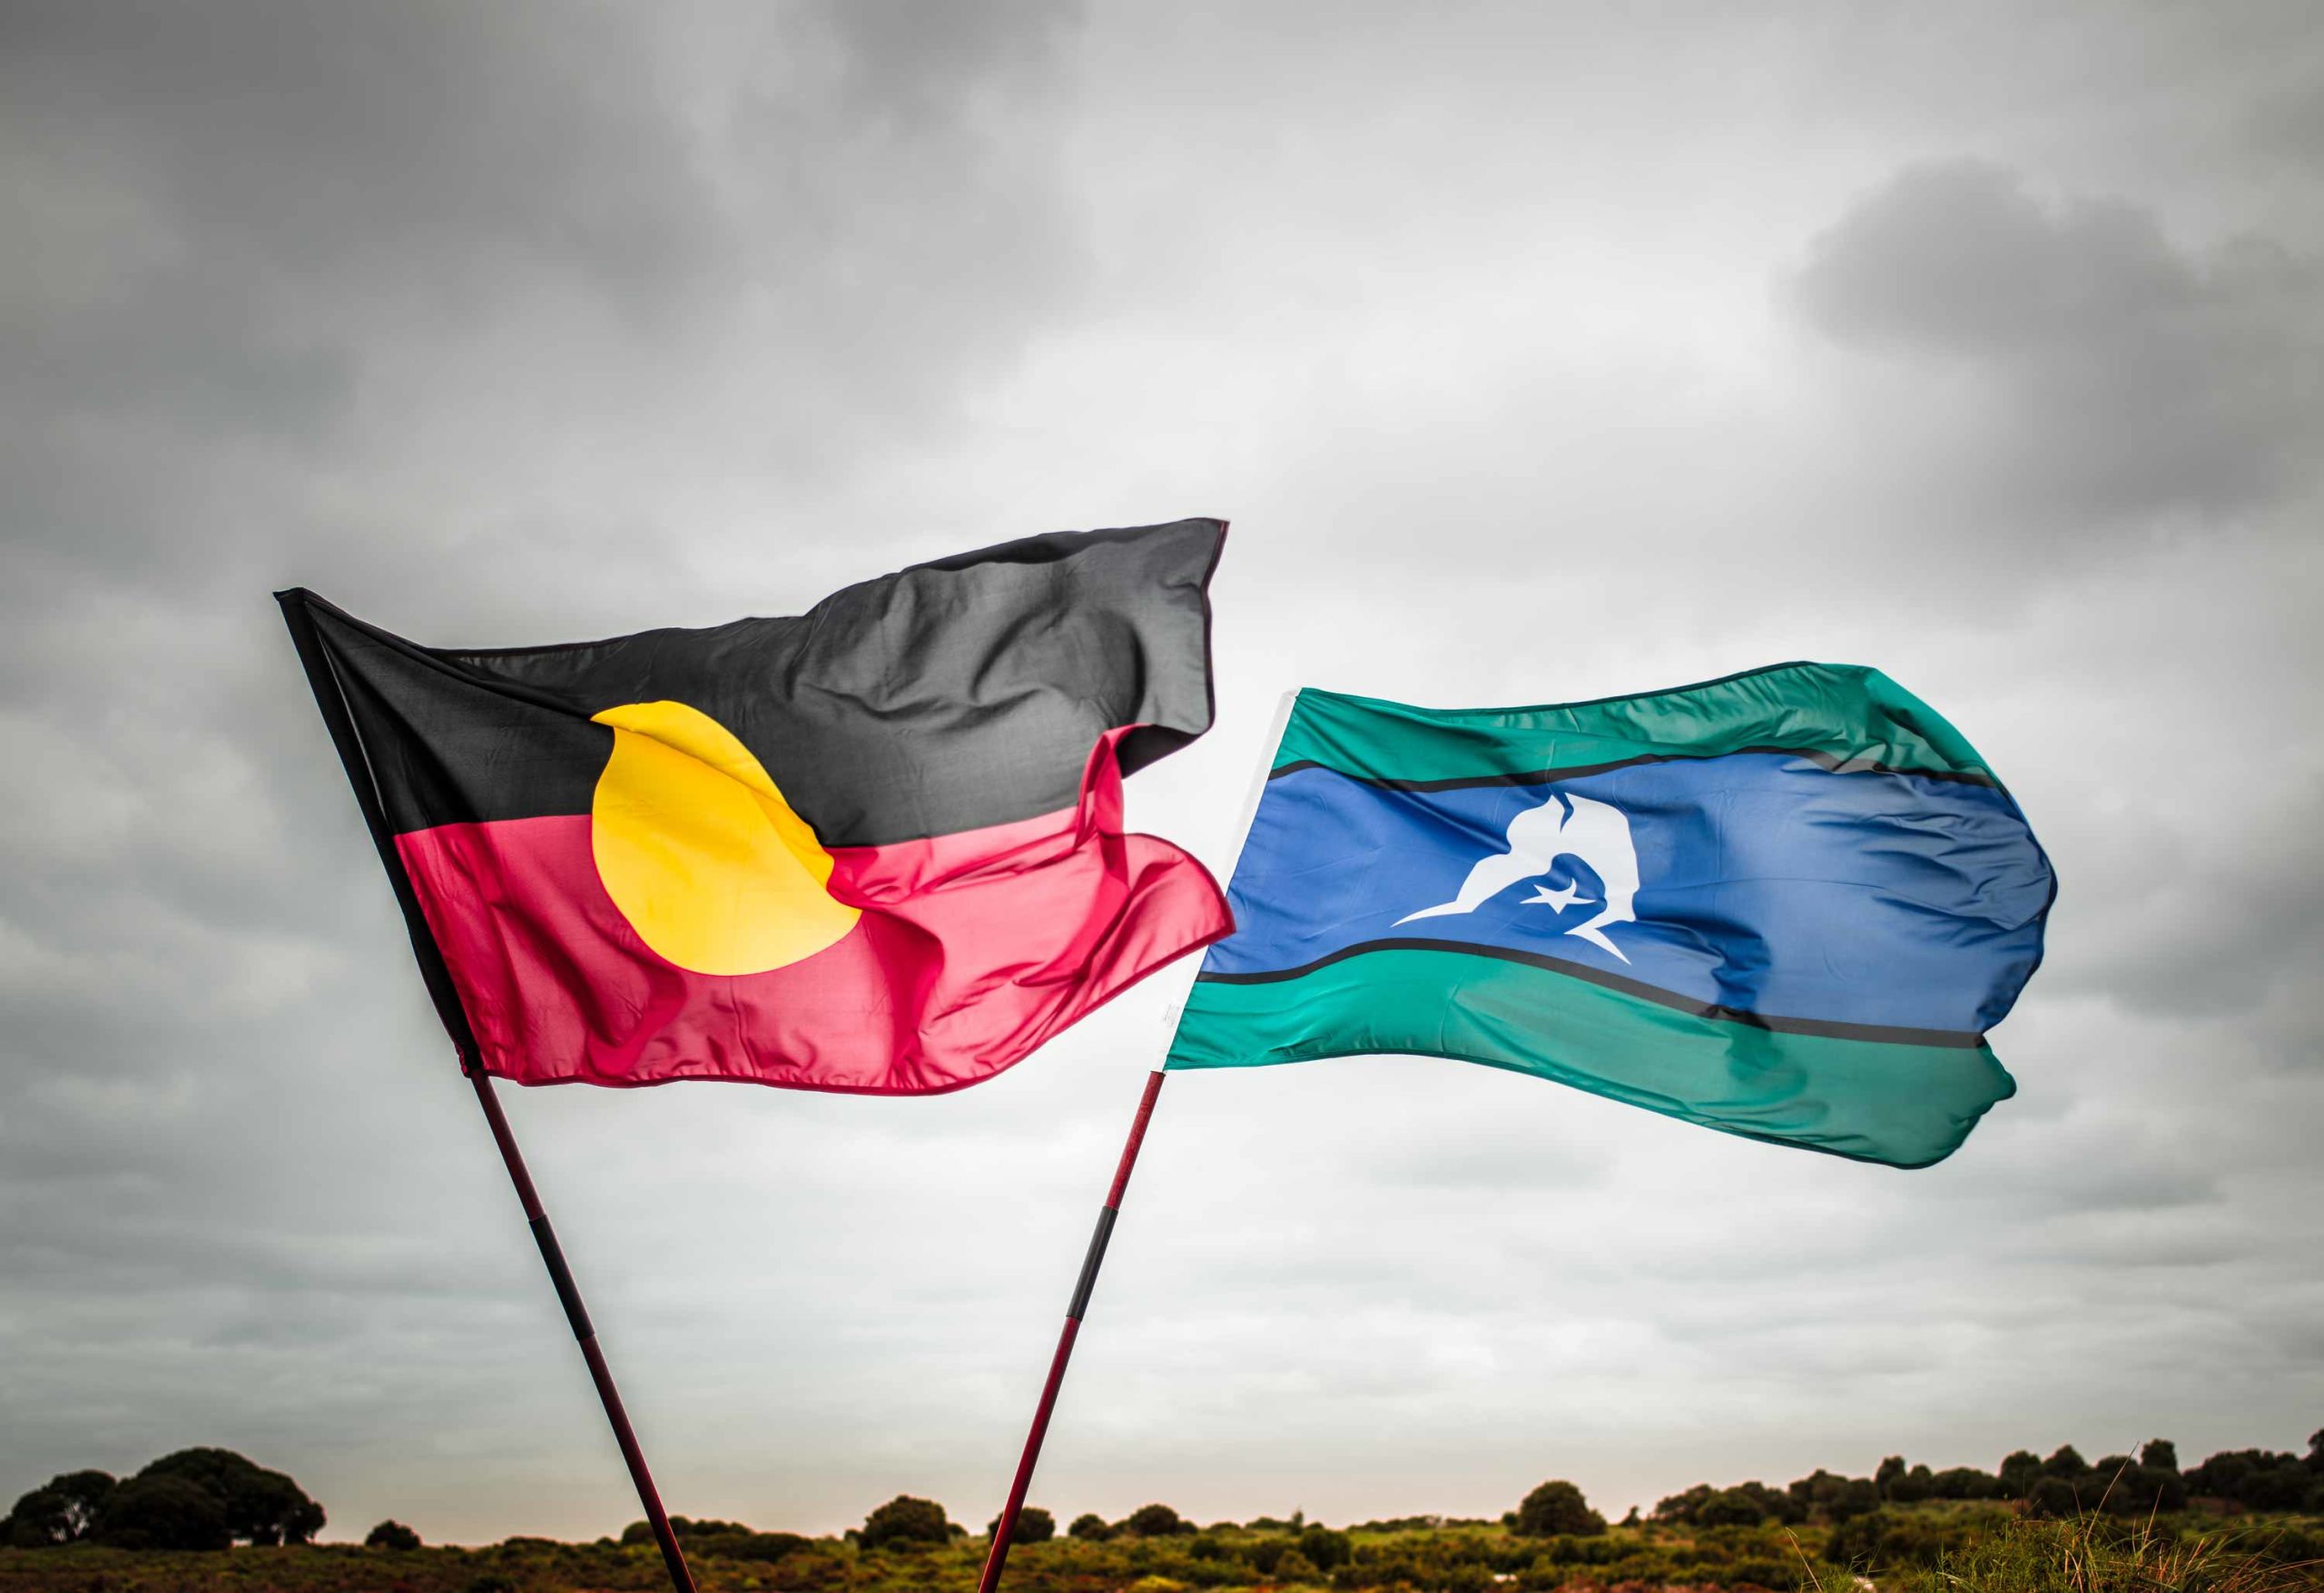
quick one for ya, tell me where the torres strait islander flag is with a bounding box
[1166,665,2055,1166]
[281,519,1234,1094]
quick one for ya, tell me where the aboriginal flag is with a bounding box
[281,519,1234,1094]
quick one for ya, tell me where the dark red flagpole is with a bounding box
[279,592,696,1593]
[977,693,1289,1593]
[468,1067,698,1593]
[977,1068,1168,1593]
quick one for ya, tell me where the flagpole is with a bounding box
[976,1068,1167,1593]
[977,691,1296,1593]
[468,1067,698,1593]
[275,594,695,1593]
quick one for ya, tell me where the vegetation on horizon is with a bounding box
[5,1429,2321,1591]
[4,1448,322,1550]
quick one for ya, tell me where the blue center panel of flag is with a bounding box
[1204,753,2051,1036]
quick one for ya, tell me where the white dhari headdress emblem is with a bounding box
[1395,790,1640,962]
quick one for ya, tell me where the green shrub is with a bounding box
[1929,1466,2002,1500]
[2097,1463,2188,1515]
[725,1532,810,1562]
[1180,1558,1246,1588]
[2025,1477,2081,1519]
[1997,1449,2043,1499]
[1784,1470,1881,1523]
[2043,1445,2090,1478]
[1069,1512,1115,1540]
[2184,1447,2314,1507]
[1674,1538,1732,1568]
[1515,1481,1604,1537]
[1698,1489,1767,1528]
[1835,1480,1882,1522]
[364,1519,421,1550]
[1270,1549,1324,1583]
[1602,1550,1683,1585]
[2241,1464,2315,1510]
[1487,1539,1538,1573]
[1246,1537,1295,1574]
[860,1494,951,1550]
[1657,1483,1715,1522]
[1299,1527,1353,1571]
[641,1517,752,1539]
[1541,1532,1620,1566]
[1887,1465,1935,1504]
[984,1508,1054,1546]
[1823,1508,1968,1569]
[1125,1503,1191,1538]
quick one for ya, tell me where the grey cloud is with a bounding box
[2241,71,2324,184]
[0,4,682,474]
[1791,159,2324,522]
[2058,782,2324,1022]
[0,0,1088,606]
[825,0,1082,120]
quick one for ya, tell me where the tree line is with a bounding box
[727,1480,1604,1563]
[11,1426,2317,1557]
[769,1431,2324,1565]
[1650,1431,2324,1529]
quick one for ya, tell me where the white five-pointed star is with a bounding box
[1524,880,1592,913]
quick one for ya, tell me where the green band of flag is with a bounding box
[1166,946,2018,1168]
[1271,661,1997,786]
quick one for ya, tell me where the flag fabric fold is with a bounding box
[284,518,1233,1094]
[1165,664,2054,1167]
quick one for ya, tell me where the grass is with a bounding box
[4,1510,2319,1593]
[1800,1511,2324,1593]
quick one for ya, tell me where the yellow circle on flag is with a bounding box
[588,701,861,976]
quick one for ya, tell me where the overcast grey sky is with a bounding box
[5,0,2321,1547]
